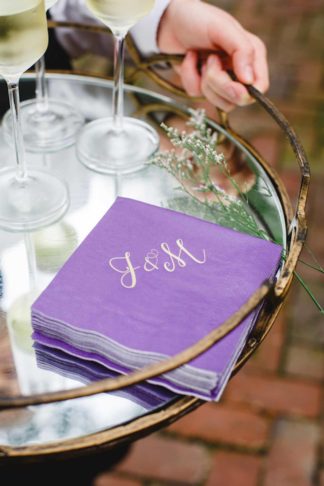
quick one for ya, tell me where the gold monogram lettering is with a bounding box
[108,252,140,289]
[109,240,207,288]
[161,239,207,272]
[144,249,159,272]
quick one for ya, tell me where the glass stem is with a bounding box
[7,80,28,182]
[24,233,38,292]
[35,56,49,114]
[112,33,126,132]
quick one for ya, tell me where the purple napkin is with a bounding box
[32,197,282,400]
[34,341,176,410]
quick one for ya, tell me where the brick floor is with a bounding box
[93,475,141,486]
[94,1,323,484]
[114,436,211,484]
[263,419,320,486]
[167,402,271,451]
[284,344,324,381]
[206,452,262,486]
[224,371,322,418]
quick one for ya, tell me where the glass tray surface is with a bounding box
[0,73,287,449]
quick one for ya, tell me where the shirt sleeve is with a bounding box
[130,0,170,55]
[50,0,171,58]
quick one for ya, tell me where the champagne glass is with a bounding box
[1,0,84,153]
[77,0,159,174]
[0,0,69,231]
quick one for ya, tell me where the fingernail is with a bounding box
[238,93,253,106]
[243,65,254,84]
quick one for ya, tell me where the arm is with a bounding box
[51,0,269,111]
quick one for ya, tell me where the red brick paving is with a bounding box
[167,402,271,450]
[284,344,324,381]
[263,419,320,486]
[206,451,262,486]
[115,436,210,484]
[224,372,322,418]
[93,475,141,486]
[52,0,324,484]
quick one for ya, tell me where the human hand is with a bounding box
[158,0,269,111]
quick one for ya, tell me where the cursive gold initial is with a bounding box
[176,239,207,264]
[108,252,140,289]
[161,239,207,272]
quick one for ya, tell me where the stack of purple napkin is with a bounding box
[32,197,282,401]
[34,342,176,410]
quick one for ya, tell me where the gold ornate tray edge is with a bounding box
[0,21,310,460]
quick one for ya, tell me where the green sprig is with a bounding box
[153,110,266,239]
[151,109,323,313]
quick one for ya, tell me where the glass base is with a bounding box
[76,117,159,174]
[0,168,69,232]
[2,98,84,153]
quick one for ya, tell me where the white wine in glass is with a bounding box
[2,0,84,153]
[0,0,48,78]
[86,0,155,32]
[77,0,159,174]
[0,0,69,231]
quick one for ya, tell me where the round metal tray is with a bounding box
[0,24,309,462]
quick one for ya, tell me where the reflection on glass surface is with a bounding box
[0,74,287,449]
[33,221,79,273]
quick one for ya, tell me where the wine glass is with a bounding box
[1,0,84,153]
[0,0,69,231]
[77,0,159,174]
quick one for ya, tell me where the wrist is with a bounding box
[157,0,200,53]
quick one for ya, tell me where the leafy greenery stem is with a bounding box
[305,244,324,272]
[293,270,324,313]
[298,259,324,274]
